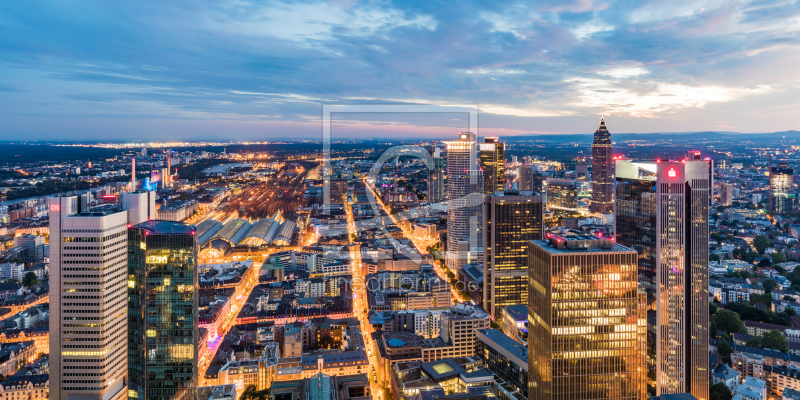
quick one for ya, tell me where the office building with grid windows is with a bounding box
[527,233,646,400]
[482,192,543,319]
[128,220,198,400]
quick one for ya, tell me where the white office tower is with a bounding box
[49,196,129,400]
[445,132,484,269]
[120,191,156,225]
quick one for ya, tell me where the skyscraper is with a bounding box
[720,184,734,206]
[770,162,794,214]
[480,137,505,194]
[427,147,446,203]
[615,159,710,399]
[49,196,131,400]
[445,133,484,268]
[590,118,614,214]
[128,220,199,400]
[483,192,543,319]
[528,233,646,400]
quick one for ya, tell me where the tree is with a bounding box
[750,293,773,306]
[772,253,788,264]
[763,279,779,292]
[710,254,721,262]
[710,302,718,315]
[710,382,733,400]
[761,329,790,352]
[717,340,733,365]
[753,235,771,254]
[240,385,269,400]
[758,258,772,267]
[785,296,797,303]
[714,310,746,334]
[746,338,761,347]
[22,272,38,287]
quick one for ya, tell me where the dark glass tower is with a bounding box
[615,159,710,400]
[615,160,658,388]
[480,137,506,194]
[483,192,543,319]
[591,118,614,213]
[770,163,794,214]
[128,220,198,400]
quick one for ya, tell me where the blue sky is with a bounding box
[1,0,799,141]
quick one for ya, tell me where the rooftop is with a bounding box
[134,220,196,235]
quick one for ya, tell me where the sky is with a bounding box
[1,0,799,141]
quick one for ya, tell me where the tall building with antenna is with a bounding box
[590,118,614,213]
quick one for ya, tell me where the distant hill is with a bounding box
[505,130,800,142]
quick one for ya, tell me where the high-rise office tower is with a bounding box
[120,191,156,225]
[615,160,658,385]
[427,147,446,203]
[528,233,646,400]
[544,177,578,212]
[615,159,710,399]
[590,118,614,213]
[720,184,734,206]
[770,162,794,214]
[128,220,198,400]
[49,196,131,400]
[480,137,505,194]
[445,132,484,268]
[483,192,543,319]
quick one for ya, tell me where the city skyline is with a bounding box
[2,1,800,140]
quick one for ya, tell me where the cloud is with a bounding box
[0,0,798,139]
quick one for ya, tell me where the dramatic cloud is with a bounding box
[0,0,798,140]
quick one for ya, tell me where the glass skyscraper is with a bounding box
[128,220,198,400]
[770,162,794,214]
[480,137,506,194]
[615,159,710,400]
[483,192,543,319]
[528,233,646,400]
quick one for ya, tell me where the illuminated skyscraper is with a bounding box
[445,132,484,268]
[528,233,646,400]
[49,196,130,400]
[615,159,710,399]
[480,137,505,194]
[427,147,446,203]
[770,162,794,214]
[128,220,198,400]
[482,192,543,319]
[590,118,614,213]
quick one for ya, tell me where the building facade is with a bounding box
[482,192,543,319]
[590,118,614,214]
[128,220,199,400]
[479,137,505,194]
[445,133,484,268]
[427,147,446,203]
[654,160,710,400]
[49,195,130,400]
[528,233,646,400]
[771,163,794,214]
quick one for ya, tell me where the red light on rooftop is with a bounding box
[127,224,131,229]
[656,159,661,163]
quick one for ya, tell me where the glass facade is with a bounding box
[476,329,528,396]
[528,238,646,400]
[483,194,543,319]
[545,180,578,212]
[591,118,614,214]
[616,176,657,385]
[770,163,794,214]
[480,138,506,194]
[128,221,198,400]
